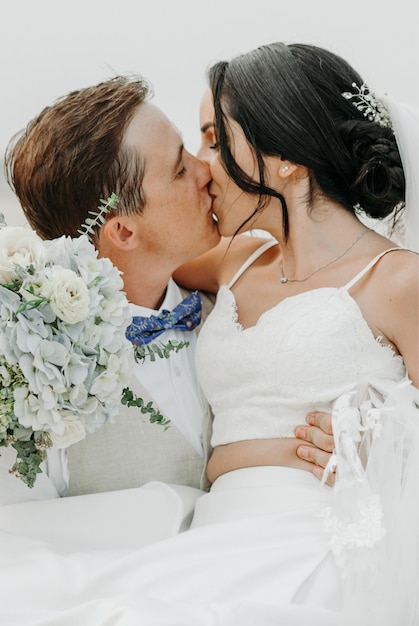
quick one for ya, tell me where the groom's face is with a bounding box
[122,102,220,266]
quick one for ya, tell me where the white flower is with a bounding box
[0,227,45,283]
[19,344,68,395]
[13,386,61,431]
[90,353,128,402]
[38,267,90,324]
[49,419,86,448]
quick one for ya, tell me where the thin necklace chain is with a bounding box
[280,229,370,284]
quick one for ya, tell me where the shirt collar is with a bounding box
[130,278,183,317]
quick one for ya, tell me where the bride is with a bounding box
[1,43,418,626]
[176,42,418,623]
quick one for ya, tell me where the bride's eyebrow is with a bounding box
[200,122,215,133]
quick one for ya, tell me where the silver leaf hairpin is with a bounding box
[342,82,392,129]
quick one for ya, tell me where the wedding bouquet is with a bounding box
[0,211,134,487]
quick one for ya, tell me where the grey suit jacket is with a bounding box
[66,289,214,496]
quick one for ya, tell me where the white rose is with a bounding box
[39,267,90,324]
[0,227,45,283]
[49,419,86,449]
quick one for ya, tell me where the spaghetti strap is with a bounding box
[344,247,402,290]
[227,239,278,289]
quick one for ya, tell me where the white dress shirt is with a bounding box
[130,279,207,458]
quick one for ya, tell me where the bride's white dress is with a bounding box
[0,245,417,626]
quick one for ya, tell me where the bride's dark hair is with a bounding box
[208,42,405,239]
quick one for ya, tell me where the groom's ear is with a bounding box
[102,215,140,251]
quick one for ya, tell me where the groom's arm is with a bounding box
[294,412,335,485]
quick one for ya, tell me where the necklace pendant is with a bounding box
[280,277,288,283]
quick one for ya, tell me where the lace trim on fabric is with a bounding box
[321,495,385,569]
[320,381,419,623]
[230,297,243,331]
[320,391,386,568]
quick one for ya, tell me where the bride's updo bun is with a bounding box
[341,121,405,218]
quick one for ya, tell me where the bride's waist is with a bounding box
[207,438,315,484]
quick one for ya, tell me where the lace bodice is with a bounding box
[195,249,407,447]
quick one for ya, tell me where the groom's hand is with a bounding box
[294,412,335,486]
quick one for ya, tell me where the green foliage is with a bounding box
[122,340,189,430]
[0,278,21,292]
[121,388,170,429]
[1,268,50,313]
[134,339,190,364]
[9,433,51,488]
[17,296,50,313]
[77,193,119,240]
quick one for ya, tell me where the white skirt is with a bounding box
[0,467,346,625]
[192,465,334,527]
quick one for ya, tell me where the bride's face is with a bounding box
[197,90,264,236]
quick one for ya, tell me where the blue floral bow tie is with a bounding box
[126,291,202,345]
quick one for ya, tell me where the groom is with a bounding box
[4,76,333,500]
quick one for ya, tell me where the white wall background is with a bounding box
[1,0,418,225]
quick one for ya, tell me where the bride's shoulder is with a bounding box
[364,245,418,305]
[375,246,419,282]
[218,234,278,284]
[173,234,276,293]
[224,233,277,263]
[371,246,418,332]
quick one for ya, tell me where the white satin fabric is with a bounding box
[0,468,349,626]
[192,465,334,527]
[0,482,202,552]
